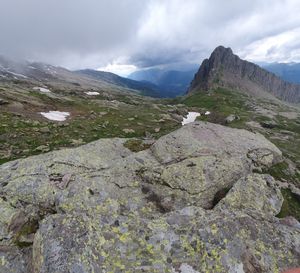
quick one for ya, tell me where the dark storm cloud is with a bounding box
[0,0,300,72]
[0,0,144,66]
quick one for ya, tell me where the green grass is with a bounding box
[266,162,291,181]
[277,189,300,221]
[180,88,251,127]
[0,92,180,164]
[123,139,152,152]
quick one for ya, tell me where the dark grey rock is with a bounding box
[189,46,300,103]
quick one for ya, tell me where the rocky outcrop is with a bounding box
[0,122,299,272]
[188,46,300,103]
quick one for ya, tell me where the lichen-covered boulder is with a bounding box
[0,121,298,273]
[216,174,284,216]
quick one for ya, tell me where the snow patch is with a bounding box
[182,112,201,125]
[40,111,70,121]
[205,111,211,115]
[33,87,51,93]
[85,91,100,96]
[7,71,28,79]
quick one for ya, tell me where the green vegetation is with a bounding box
[264,162,300,184]
[123,139,152,152]
[277,189,300,221]
[181,88,251,127]
[0,86,181,164]
[14,220,39,248]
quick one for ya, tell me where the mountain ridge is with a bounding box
[263,62,300,84]
[0,56,163,98]
[75,69,162,97]
[188,46,300,103]
[129,67,198,97]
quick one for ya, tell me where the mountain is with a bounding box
[188,46,300,103]
[263,62,300,84]
[0,56,162,98]
[129,67,198,97]
[75,69,162,97]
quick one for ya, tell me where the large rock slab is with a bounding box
[0,121,298,273]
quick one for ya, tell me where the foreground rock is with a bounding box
[0,122,299,273]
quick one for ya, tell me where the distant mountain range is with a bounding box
[75,69,162,97]
[0,55,196,98]
[0,56,167,98]
[129,67,198,97]
[262,62,300,84]
[188,46,300,103]
[2,53,300,101]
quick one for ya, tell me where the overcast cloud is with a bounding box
[1,0,300,75]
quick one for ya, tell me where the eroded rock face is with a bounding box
[0,121,299,273]
[189,46,300,103]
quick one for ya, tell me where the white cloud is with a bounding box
[98,63,137,77]
[239,27,300,62]
[1,0,300,69]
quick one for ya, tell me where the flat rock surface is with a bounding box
[0,121,299,273]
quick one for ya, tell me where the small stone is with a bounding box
[35,145,50,152]
[0,99,9,105]
[122,128,135,134]
[225,114,239,123]
[40,127,51,133]
[71,139,84,146]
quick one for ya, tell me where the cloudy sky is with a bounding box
[1,0,300,75]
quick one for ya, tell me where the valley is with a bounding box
[0,80,185,165]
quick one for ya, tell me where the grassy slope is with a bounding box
[0,84,181,164]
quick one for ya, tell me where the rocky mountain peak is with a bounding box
[188,45,300,103]
[210,45,234,61]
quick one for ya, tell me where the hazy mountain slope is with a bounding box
[129,67,198,97]
[263,62,300,84]
[76,69,162,97]
[0,56,153,97]
[188,46,300,103]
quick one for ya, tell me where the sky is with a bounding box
[1,0,300,76]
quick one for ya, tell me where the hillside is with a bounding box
[76,69,162,97]
[188,46,300,103]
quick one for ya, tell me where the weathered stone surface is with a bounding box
[0,121,299,273]
[216,174,284,216]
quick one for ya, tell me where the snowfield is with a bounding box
[33,87,51,93]
[7,71,28,78]
[85,91,100,96]
[182,112,201,125]
[40,111,70,121]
